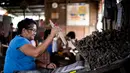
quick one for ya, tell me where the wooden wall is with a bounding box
[44,0,99,40]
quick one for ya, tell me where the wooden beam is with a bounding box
[46,0,99,4]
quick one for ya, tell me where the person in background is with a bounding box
[51,31,77,67]
[66,31,77,44]
[36,29,56,69]
[63,31,77,63]
[9,23,14,32]
[4,18,59,73]
[44,29,53,55]
[8,23,14,42]
[66,31,77,55]
[0,26,5,56]
[66,31,84,61]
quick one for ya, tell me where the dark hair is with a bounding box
[66,31,75,39]
[44,29,51,40]
[10,23,13,26]
[17,18,37,34]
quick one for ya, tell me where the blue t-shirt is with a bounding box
[47,44,53,55]
[4,35,36,73]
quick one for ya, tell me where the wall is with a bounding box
[67,3,98,40]
[44,0,98,40]
[66,26,89,40]
[44,1,66,25]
